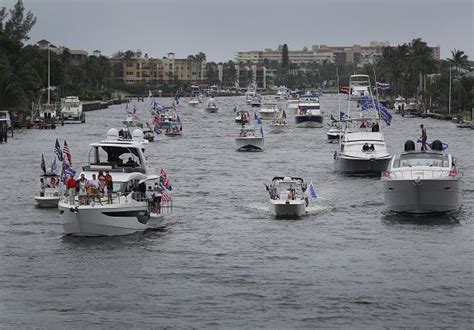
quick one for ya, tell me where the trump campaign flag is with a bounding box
[306,182,317,203]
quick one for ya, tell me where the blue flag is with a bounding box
[340,112,346,121]
[175,91,180,105]
[54,138,63,162]
[51,159,57,174]
[359,96,392,125]
[306,182,317,203]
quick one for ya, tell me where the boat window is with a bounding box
[397,153,445,167]
[89,146,142,169]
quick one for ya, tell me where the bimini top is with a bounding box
[272,176,304,183]
[92,128,148,147]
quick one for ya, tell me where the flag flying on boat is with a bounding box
[376,81,391,91]
[160,168,172,190]
[339,86,350,94]
[256,116,262,125]
[359,96,392,126]
[340,112,346,121]
[51,159,57,174]
[282,110,287,119]
[154,125,161,135]
[63,140,72,166]
[176,115,181,124]
[306,182,317,203]
[54,138,63,162]
[174,90,180,105]
[60,159,76,183]
[260,126,264,138]
[41,154,46,174]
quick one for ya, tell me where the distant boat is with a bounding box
[61,96,85,123]
[34,173,60,208]
[235,125,264,151]
[205,98,219,113]
[258,103,280,120]
[349,74,371,100]
[295,95,323,128]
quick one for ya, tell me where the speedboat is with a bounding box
[269,111,289,133]
[349,74,371,100]
[267,177,307,217]
[188,95,200,107]
[165,122,182,137]
[258,103,280,120]
[61,96,85,123]
[142,125,155,142]
[235,110,251,124]
[327,120,343,141]
[122,114,143,128]
[205,98,219,113]
[295,96,323,128]
[235,125,264,151]
[250,94,262,108]
[57,128,171,236]
[381,140,463,214]
[334,118,391,175]
[34,173,60,208]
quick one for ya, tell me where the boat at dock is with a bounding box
[381,139,463,214]
[267,177,307,217]
[58,128,169,236]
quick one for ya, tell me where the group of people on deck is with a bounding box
[145,183,164,213]
[359,121,380,132]
[38,176,59,197]
[66,170,113,205]
[269,184,297,200]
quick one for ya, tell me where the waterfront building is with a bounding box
[236,64,267,89]
[36,39,88,65]
[237,41,441,67]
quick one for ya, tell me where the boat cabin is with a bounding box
[271,177,305,200]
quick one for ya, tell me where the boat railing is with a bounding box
[60,191,174,214]
[388,169,452,179]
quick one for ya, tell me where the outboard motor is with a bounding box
[431,140,443,151]
[404,140,415,152]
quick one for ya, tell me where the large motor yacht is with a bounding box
[349,74,371,100]
[381,140,463,214]
[58,128,171,236]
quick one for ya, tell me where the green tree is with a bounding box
[2,0,36,45]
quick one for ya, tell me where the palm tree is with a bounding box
[449,49,469,71]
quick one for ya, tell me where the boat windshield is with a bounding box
[65,101,80,107]
[394,153,448,168]
[87,145,144,172]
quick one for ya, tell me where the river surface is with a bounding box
[0,95,473,328]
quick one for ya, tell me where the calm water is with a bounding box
[0,95,473,328]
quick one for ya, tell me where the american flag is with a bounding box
[161,191,172,202]
[54,138,63,162]
[63,140,72,166]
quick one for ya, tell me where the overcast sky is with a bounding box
[5,0,473,62]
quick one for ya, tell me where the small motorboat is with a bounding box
[295,96,323,128]
[205,98,219,113]
[235,125,264,151]
[235,110,251,124]
[327,120,343,141]
[258,103,280,120]
[142,125,155,142]
[34,173,60,208]
[188,95,200,107]
[165,123,182,137]
[267,177,307,217]
[381,139,463,214]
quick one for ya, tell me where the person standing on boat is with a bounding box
[420,124,428,151]
[78,174,88,205]
[104,171,113,204]
[39,178,46,197]
[66,175,77,204]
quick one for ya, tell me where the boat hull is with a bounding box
[59,202,162,236]
[235,137,264,151]
[381,178,463,214]
[295,115,323,128]
[335,155,391,175]
[205,107,218,113]
[269,200,306,217]
[35,196,59,208]
[258,111,278,120]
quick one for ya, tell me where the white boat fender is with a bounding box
[137,211,150,225]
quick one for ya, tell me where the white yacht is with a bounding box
[61,96,85,123]
[295,96,323,128]
[34,173,60,208]
[235,125,264,151]
[349,74,371,99]
[258,103,280,120]
[393,96,406,113]
[250,94,262,108]
[58,128,168,236]
[188,95,200,107]
[205,98,219,113]
[267,177,307,217]
[334,118,391,175]
[381,140,463,214]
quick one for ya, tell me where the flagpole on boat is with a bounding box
[372,67,381,121]
[47,45,51,105]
